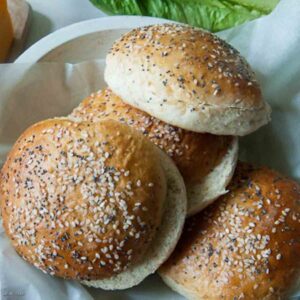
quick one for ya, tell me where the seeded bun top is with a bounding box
[70,88,232,184]
[159,163,300,299]
[1,118,167,281]
[70,89,238,215]
[105,23,271,136]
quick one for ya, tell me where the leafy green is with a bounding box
[226,0,279,13]
[89,0,279,32]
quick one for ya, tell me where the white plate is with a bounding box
[16,16,171,63]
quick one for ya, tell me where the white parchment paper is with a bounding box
[0,0,300,299]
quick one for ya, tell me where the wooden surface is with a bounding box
[7,0,31,61]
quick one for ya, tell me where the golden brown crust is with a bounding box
[105,24,271,136]
[70,88,233,184]
[159,162,300,299]
[1,118,167,281]
[108,24,262,109]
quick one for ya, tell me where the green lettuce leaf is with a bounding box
[89,0,279,32]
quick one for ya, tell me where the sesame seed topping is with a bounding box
[70,88,233,188]
[165,163,300,296]
[1,119,162,280]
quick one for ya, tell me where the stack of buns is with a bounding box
[1,23,299,298]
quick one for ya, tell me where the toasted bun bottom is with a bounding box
[81,149,187,289]
[187,137,238,216]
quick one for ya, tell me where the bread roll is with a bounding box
[70,89,238,215]
[1,118,187,289]
[159,162,300,299]
[105,23,271,136]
